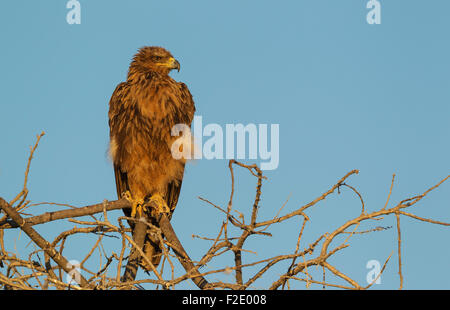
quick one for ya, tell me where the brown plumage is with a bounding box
[108,46,195,269]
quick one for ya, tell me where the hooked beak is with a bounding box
[168,57,181,72]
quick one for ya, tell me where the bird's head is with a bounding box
[129,46,180,77]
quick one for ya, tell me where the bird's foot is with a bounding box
[122,191,146,218]
[147,193,170,216]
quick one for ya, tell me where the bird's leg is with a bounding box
[147,193,170,217]
[122,191,146,218]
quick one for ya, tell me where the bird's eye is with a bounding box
[152,56,163,61]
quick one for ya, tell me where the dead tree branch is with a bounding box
[0,133,448,290]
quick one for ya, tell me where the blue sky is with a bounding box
[0,0,449,289]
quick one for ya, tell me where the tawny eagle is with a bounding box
[108,46,195,270]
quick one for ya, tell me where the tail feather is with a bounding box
[141,234,163,270]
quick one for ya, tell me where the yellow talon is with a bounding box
[122,190,132,201]
[122,191,145,218]
[133,200,146,218]
[148,193,170,216]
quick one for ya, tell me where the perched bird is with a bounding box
[108,46,195,270]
